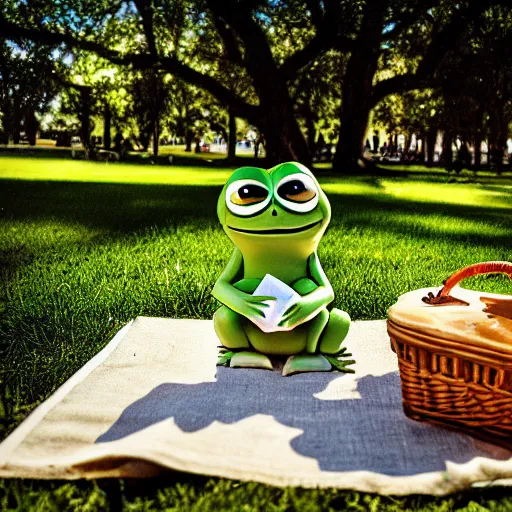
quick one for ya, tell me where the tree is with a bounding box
[55,50,126,151]
[165,77,213,152]
[0,41,58,144]
[126,69,170,155]
[332,0,505,172]
[291,49,344,159]
[370,3,512,173]
[2,0,509,170]
[0,0,348,165]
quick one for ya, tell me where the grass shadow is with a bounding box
[2,179,510,245]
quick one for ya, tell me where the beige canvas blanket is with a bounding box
[0,316,511,496]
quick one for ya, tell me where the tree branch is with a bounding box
[0,18,148,65]
[280,0,353,81]
[158,57,258,121]
[207,1,281,88]
[371,73,434,106]
[305,0,325,28]
[415,1,491,78]
[280,32,352,81]
[133,0,158,57]
[372,1,493,106]
[0,18,259,121]
[50,72,92,94]
[383,1,440,41]
[211,16,244,65]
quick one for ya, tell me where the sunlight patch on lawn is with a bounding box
[323,180,512,210]
[0,157,232,185]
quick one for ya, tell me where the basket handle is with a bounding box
[422,261,512,306]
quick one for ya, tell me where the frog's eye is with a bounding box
[275,173,318,212]
[226,179,271,216]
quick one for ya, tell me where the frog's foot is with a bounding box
[282,354,332,377]
[218,348,273,370]
[322,347,356,374]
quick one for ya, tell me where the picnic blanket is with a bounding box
[0,316,511,496]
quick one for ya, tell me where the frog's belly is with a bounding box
[244,321,308,355]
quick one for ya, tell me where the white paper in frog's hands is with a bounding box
[251,274,301,333]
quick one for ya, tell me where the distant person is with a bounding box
[123,138,133,151]
[372,132,379,153]
[114,132,123,152]
[254,133,265,158]
[495,146,504,175]
[458,143,470,168]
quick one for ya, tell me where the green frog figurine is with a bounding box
[213,162,353,376]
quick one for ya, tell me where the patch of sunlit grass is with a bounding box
[0,157,232,185]
[323,179,512,209]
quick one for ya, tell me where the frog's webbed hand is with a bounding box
[278,253,334,330]
[212,248,275,320]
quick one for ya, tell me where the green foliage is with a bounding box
[372,2,512,164]
[373,89,442,138]
[292,49,345,148]
[2,0,512,165]
[0,40,59,143]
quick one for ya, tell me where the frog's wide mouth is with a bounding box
[227,220,321,235]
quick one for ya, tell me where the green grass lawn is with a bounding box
[1,155,512,510]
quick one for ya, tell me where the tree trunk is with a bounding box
[485,140,491,169]
[418,132,426,162]
[0,103,10,143]
[152,118,159,157]
[228,108,236,162]
[12,110,21,144]
[306,110,316,157]
[80,87,91,150]
[472,105,484,172]
[184,129,193,152]
[426,126,437,167]
[487,112,497,171]
[259,95,311,167]
[404,132,411,155]
[25,110,38,146]
[212,5,310,167]
[114,130,123,152]
[473,136,481,172]
[103,104,111,150]
[495,95,508,176]
[10,105,22,144]
[151,72,162,158]
[333,4,385,173]
[333,98,371,171]
[442,132,453,171]
[153,124,159,156]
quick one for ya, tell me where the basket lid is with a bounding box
[388,286,512,354]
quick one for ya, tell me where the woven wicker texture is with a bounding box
[388,262,512,449]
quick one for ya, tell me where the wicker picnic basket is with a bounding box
[387,261,512,449]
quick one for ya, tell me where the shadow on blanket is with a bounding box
[96,370,509,476]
